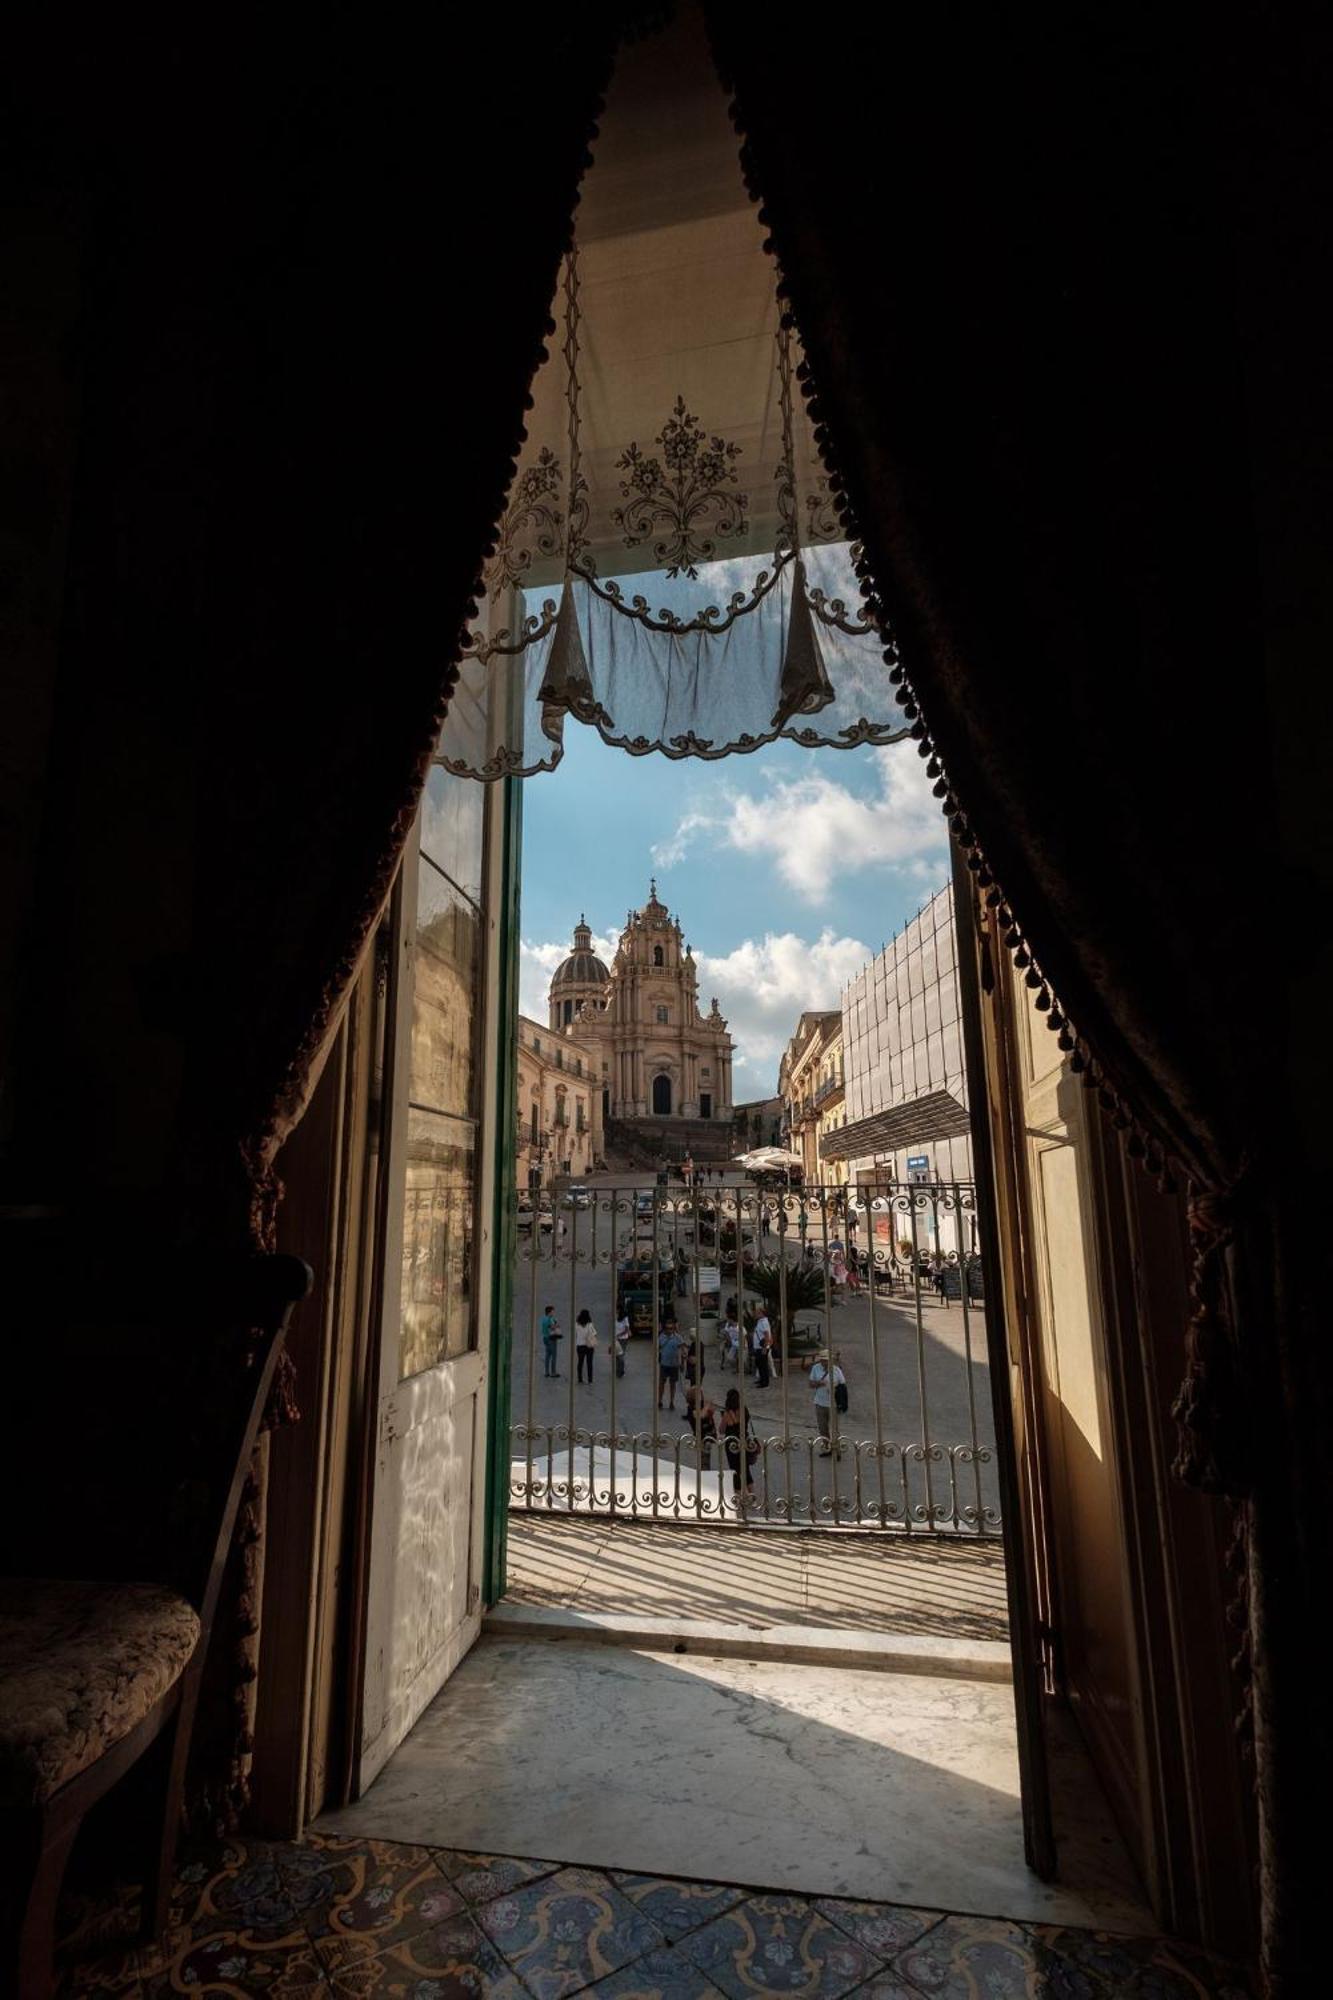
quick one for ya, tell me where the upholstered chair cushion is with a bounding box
[0,1578,200,1807]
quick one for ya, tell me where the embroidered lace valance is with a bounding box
[437,12,908,779]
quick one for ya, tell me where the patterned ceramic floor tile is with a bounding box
[611,1874,749,1942]
[812,1900,941,1962]
[54,1838,1258,2000]
[677,1894,882,1998]
[321,1908,527,1996]
[433,1846,564,1906]
[839,1980,919,1999]
[584,1942,730,1998]
[181,1834,324,1943]
[290,1833,464,1969]
[477,1865,665,2000]
[141,1930,328,1996]
[887,1914,1041,1997]
[1029,1926,1254,1998]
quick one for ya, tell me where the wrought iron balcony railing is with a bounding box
[508,1176,995,1537]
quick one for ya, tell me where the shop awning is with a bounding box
[818,1091,971,1161]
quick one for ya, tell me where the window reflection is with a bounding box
[399,757,487,1382]
[412,861,481,1120]
[422,762,485,905]
[400,1111,476,1377]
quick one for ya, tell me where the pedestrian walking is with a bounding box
[540,1304,562,1378]
[750,1309,773,1389]
[683,1335,705,1387]
[720,1389,759,1499]
[721,1314,741,1371]
[805,1350,847,1453]
[658,1324,684,1409]
[575,1308,597,1384]
[615,1309,631,1377]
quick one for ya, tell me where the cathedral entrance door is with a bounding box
[652,1073,672,1115]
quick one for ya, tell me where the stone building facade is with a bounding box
[515,1014,604,1188]
[734,1096,785,1149]
[547,885,734,1127]
[778,1011,846,1186]
[830,883,973,1185]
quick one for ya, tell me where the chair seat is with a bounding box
[0,1579,200,1808]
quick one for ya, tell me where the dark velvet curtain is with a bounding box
[6,14,616,1822]
[708,7,1323,1992]
[176,23,619,1254]
[174,21,619,1811]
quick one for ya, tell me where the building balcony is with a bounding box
[815,1075,845,1108]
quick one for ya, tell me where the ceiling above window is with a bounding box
[437,8,907,781]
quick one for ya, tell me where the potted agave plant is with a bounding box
[744,1259,827,1346]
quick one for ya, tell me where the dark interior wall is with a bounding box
[2,19,603,1214]
[0,172,83,1167]
[2,39,226,1194]
[1233,19,1333,1197]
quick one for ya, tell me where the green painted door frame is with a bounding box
[482,774,522,1604]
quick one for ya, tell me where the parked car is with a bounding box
[516,1195,553,1233]
[561,1185,592,1210]
[635,1191,656,1218]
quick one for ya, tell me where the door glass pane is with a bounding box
[400,1109,477,1377]
[412,860,481,1118]
[422,763,485,904]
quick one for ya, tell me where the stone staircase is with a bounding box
[604,1115,738,1170]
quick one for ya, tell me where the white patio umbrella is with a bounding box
[733,1145,805,1173]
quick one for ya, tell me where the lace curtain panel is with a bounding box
[437,13,908,778]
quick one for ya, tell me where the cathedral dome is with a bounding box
[552,950,610,987]
[551,918,610,990]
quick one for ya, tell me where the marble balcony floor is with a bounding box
[320,1635,1148,1935]
[57,1637,1253,1995]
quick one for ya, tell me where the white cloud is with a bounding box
[650,741,946,902]
[697,929,871,1096]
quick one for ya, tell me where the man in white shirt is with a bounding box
[751,1310,772,1389]
[807,1351,846,1453]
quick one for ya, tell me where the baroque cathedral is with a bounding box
[548,884,734,1129]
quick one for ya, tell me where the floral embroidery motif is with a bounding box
[613,397,748,578]
[486,447,564,598]
[804,476,843,544]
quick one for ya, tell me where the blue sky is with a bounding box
[519,725,951,1098]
